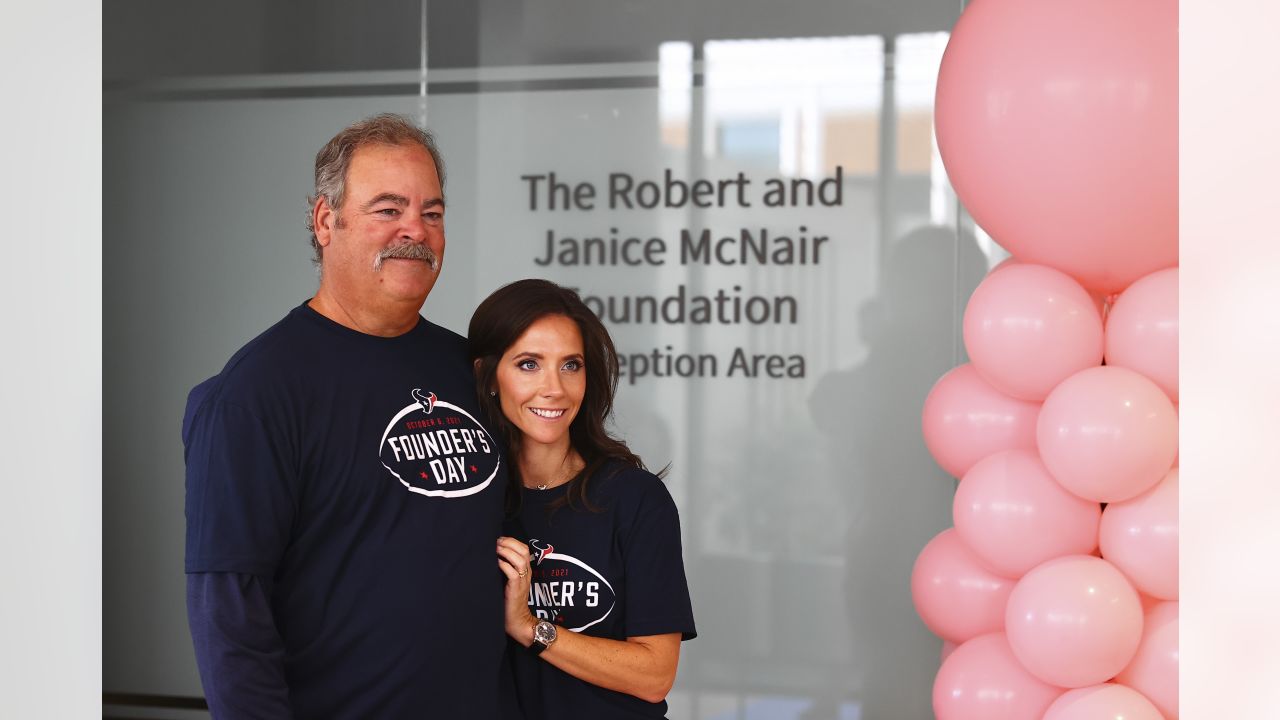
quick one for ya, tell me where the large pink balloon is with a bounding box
[935,0,1177,293]
[1116,602,1179,719]
[933,632,1062,720]
[1038,366,1178,502]
[1006,556,1143,687]
[955,450,1101,578]
[964,264,1103,401]
[911,528,1015,643]
[1106,268,1179,402]
[922,364,1041,478]
[1043,684,1164,720]
[1100,468,1179,600]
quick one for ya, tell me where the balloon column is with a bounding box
[912,1,1178,718]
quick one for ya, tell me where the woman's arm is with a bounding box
[496,536,682,704]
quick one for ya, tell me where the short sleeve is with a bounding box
[619,475,697,640]
[184,391,299,576]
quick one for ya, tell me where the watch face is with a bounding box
[535,621,557,646]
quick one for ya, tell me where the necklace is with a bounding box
[533,472,566,491]
[527,458,583,491]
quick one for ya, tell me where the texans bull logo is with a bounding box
[411,388,437,414]
[530,538,555,566]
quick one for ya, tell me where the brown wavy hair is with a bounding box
[468,279,658,514]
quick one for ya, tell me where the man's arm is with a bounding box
[187,572,293,719]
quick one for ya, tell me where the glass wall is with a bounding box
[103,2,998,717]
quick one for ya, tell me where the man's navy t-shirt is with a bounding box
[184,303,507,718]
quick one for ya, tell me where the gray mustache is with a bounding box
[373,243,440,272]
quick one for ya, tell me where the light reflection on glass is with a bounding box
[658,41,694,149]
[703,36,883,176]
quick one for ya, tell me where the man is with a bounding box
[183,114,507,718]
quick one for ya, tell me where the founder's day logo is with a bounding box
[527,538,616,632]
[378,389,501,498]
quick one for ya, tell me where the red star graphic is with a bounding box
[420,471,429,480]
[470,465,478,472]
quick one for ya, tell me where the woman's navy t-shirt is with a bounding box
[506,463,696,720]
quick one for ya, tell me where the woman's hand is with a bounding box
[496,536,537,645]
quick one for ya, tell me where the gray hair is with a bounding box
[305,113,447,265]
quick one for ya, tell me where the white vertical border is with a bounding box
[0,0,102,715]
[1183,0,1280,717]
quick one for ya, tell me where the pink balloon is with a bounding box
[935,0,1177,294]
[1116,602,1179,719]
[933,632,1062,720]
[1037,366,1178,502]
[955,450,1101,578]
[964,264,1103,401]
[922,364,1041,478]
[1043,684,1164,720]
[1106,268,1179,402]
[911,529,1016,643]
[1100,469,1179,600]
[1006,556,1143,687]
[990,258,1109,317]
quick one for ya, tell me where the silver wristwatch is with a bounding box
[530,620,558,655]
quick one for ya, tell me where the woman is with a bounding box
[470,279,696,719]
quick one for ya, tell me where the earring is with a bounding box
[489,390,496,397]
